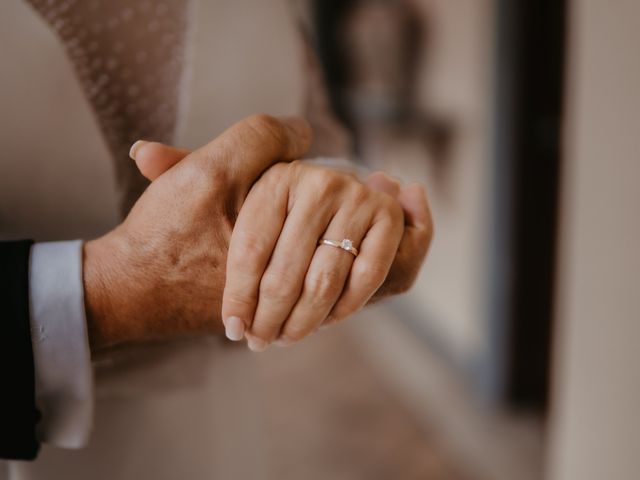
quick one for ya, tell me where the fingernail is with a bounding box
[224,316,245,341]
[129,140,148,160]
[274,336,294,347]
[247,337,268,352]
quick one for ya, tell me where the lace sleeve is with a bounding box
[26,0,191,215]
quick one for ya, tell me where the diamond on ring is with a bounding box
[318,238,359,257]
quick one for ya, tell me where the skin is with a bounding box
[83,114,312,350]
[128,119,434,353]
[226,163,411,351]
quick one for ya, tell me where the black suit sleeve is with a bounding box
[0,240,41,460]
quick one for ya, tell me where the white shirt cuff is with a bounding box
[29,241,94,448]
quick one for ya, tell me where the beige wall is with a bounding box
[364,0,495,364]
[178,0,302,147]
[410,0,494,363]
[0,0,120,241]
[547,0,640,478]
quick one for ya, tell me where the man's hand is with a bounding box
[83,115,311,350]
[131,139,433,351]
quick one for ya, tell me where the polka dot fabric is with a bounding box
[26,0,191,215]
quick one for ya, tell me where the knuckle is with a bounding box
[342,170,360,181]
[312,169,343,196]
[265,161,290,179]
[379,192,404,221]
[250,312,280,332]
[250,321,277,338]
[245,114,286,150]
[259,268,300,303]
[224,289,255,309]
[305,268,344,302]
[179,158,224,191]
[349,182,371,205]
[230,229,269,265]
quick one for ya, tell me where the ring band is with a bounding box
[318,238,359,257]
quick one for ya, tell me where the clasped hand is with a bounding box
[84,115,432,352]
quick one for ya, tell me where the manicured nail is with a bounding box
[129,140,148,160]
[247,337,268,352]
[224,316,244,341]
[274,336,294,347]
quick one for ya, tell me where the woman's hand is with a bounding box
[222,161,409,351]
[222,163,433,351]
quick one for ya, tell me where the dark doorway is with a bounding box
[488,0,568,410]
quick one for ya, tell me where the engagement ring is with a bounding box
[318,238,359,257]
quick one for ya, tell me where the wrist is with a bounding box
[83,232,140,350]
[83,229,227,351]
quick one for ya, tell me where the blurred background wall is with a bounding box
[334,0,496,386]
[546,0,640,478]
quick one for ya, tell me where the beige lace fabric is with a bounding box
[26,0,191,215]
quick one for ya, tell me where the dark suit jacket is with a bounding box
[0,240,41,460]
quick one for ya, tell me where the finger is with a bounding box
[371,183,433,300]
[247,189,339,350]
[365,171,402,198]
[398,183,432,231]
[129,141,191,181]
[276,200,374,346]
[327,195,404,323]
[190,114,312,189]
[221,167,289,342]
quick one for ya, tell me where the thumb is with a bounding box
[191,114,312,189]
[129,140,192,181]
